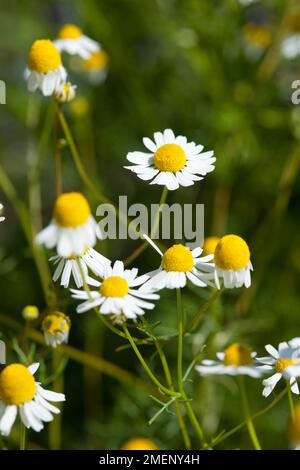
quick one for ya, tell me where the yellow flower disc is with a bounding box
[224,343,253,366]
[53,192,91,228]
[121,438,158,450]
[28,39,61,73]
[162,244,194,272]
[202,236,221,256]
[276,358,299,374]
[214,234,250,270]
[58,24,83,39]
[42,312,71,335]
[83,50,108,70]
[0,364,36,406]
[154,144,186,172]
[100,276,129,298]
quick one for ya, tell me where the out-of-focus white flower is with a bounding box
[54,24,100,59]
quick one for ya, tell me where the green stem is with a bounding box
[20,423,26,450]
[187,287,224,333]
[124,186,168,266]
[176,288,204,447]
[123,325,180,398]
[288,385,295,422]
[238,376,262,450]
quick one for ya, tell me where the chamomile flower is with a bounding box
[25,39,67,96]
[213,234,253,289]
[281,34,300,59]
[202,236,220,257]
[54,81,76,103]
[121,438,158,450]
[124,129,215,191]
[82,50,109,84]
[36,192,102,258]
[0,203,5,223]
[256,338,300,397]
[42,312,71,348]
[0,363,65,436]
[71,260,159,320]
[196,343,261,378]
[22,305,39,321]
[54,24,100,59]
[142,235,216,290]
[50,247,110,288]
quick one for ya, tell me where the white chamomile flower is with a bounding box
[25,39,67,96]
[42,312,71,348]
[0,363,65,436]
[124,129,215,191]
[54,81,76,103]
[142,235,216,290]
[196,343,262,378]
[213,234,253,289]
[81,49,109,85]
[256,338,300,397]
[71,260,159,320]
[54,24,100,59]
[36,192,102,258]
[50,247,110,288]
[0,203,5,223]
[281,34,300,59]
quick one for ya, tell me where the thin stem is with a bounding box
[19,423,26,450]
[288,385,295,422]
[176,288,204,447]
[238,376,262,450]
[186,287,224,333]
[154,339,191,449]
[54,113,62,196]
[123,325,180,398]
[124,186,168,266]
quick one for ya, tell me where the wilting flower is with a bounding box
[202,236,221,257]
[54,24,100,59]
[25,39,67,96]
[124,129,215,191]
[71,260,159,320]
[0,363,65,436]
[213,234,253,289]
[81,50,109,84]
[42,312,71,348]
[196,343,262,378]
[36,192,102,258]
[50,247,110,288]
[142,235,215,290]
[121,438,158,450]
[0,203,5,223]
[256,338,300,397]
[22,305,39,321]
[54,81,76,103]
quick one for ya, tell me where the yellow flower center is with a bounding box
[100,276,129,298]
[224,343,253,366]
[83,50,108,70]
[28,39,61,73]
[58,24,83,39]
[162,244,194,272]
[153,144,186,172]
[244,24,272,48]
[53,192,91,228]
[121,438,158,450]
[42,312,71,335]
[276,358,299,374]
[202,236,221,256]
[22,305,39,321]
[0,364,36,406]
[214,234,250,270]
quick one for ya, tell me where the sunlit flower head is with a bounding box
[54,24,100,59]
[36,192,102,258]
[0,203,5,223]
[0,363,65,436]
[256,338,300,397]
[202,236,220,257]
[124,129,215,191]
[22,305,39,321]
[71,260,159,320]
[42,312,71,348]
[196,343,261,378]
[54,81,76,103]
[213,234,253,289]
[82,50,109,84]
[121,437,158,450]
[50,247,110,288]
[142,235,216,290]
[25,39,67,96]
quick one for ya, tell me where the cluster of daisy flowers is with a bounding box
[196,338,300,397]
[25,23,109,100]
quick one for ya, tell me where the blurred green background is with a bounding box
[1,0,300,450]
